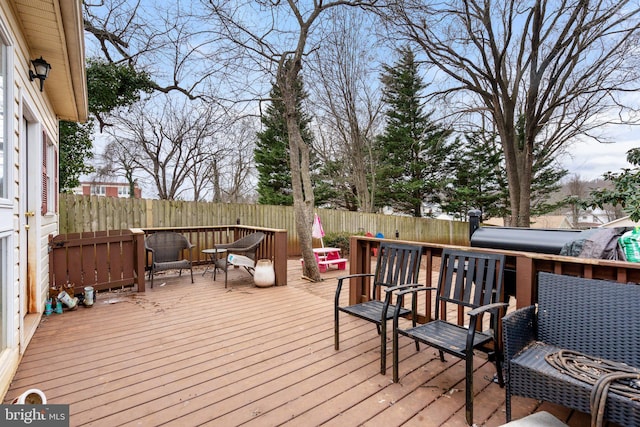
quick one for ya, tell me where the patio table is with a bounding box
[202,248,227,279]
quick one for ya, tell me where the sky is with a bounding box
[560,125,639,181]
[83,1,640,190]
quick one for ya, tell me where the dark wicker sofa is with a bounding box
[503,272,640,426]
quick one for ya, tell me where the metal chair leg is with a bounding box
[465,353,474,426]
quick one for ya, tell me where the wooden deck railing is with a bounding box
[142,225,288,288]
[49,226,288,294]
[348,235,640,320]
[49,229,146,295]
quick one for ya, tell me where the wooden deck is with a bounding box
[4,259,602,426]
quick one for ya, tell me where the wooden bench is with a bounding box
[503,272,640,426]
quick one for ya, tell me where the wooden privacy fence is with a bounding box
[49,226,288,294]
[58,194,470,254]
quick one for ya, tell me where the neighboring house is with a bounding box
[73,181,142,198]
[600,216,640,229]
[483,215,574,229]
[0,0,87,399]
[531,215,574,229]
[570,208,609,229]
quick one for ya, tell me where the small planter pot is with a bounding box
[253,259,275,288]
[84,286,95,307]
[12,388,47,404]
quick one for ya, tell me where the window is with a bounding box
[91,185,105,196]
[0,20,10,353]
[41,133,56,214]
[118,185,129,197]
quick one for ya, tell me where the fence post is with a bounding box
[131,228,146,292]
[348,236,371,305]
[515,255,534,308]
[273,230,288,286]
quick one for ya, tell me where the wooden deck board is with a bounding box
[4,259,606,426]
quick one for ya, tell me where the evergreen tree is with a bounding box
[375,47,453,217]
[441,131,505,220]
[59,59,154,191]
[255,79,326,206]
[59,120,95,191]
[441,120,566,222]
[529,144,568,217]
[255,83,294,205]
[516,115,567,218]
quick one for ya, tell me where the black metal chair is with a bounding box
[390,248,507,426]
[145,232,194,288]
[334,242,423,374]
[215,232,265,287]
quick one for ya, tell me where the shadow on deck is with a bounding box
[4,259,601,426]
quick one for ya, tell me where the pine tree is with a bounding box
[255,80,313,205]
[441,122,566,222]
[375,47,453,217]
[441,131,506,220]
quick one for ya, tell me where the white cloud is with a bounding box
[560,127,639,181]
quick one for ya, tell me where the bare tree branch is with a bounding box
[380,0,640,226]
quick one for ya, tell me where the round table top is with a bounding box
[202,248,227,254]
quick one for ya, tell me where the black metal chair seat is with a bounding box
[398,320,494,357]
[339,300,410,323]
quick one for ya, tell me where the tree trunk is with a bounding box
[497,120,532,227]
[280,62,321,281]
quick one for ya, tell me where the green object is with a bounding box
[619,227,640,262]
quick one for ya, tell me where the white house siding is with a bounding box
[0,2,63,399]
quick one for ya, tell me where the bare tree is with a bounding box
[383,0,640,226]
[103,96,227,200]
[95,138,139,197]
[206,0,376,281]
[307,9,384,212]
[217,119,258,203]
[83,0,222,101]
[566,174,588,227]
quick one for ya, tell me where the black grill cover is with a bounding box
[470,227,583,254]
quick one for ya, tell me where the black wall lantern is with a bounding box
[29,56,51,92]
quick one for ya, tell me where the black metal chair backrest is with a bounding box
[371,242,423,298]
[434,249,506,323]
[334,240,423,376]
